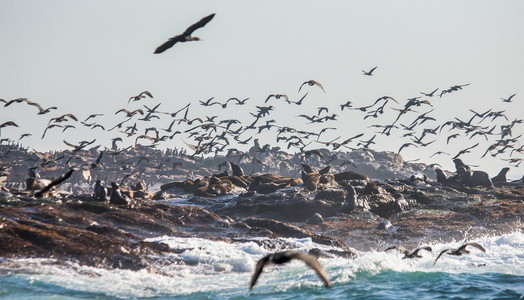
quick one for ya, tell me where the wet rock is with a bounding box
[314,189,346,202]
[367,194,401,218]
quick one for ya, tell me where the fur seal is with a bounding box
[491,167,510,183]
[385,245,432,259]
[334,171,369,182]
[94,180,107,201]
[301,170,320,191]
[248,176,290,194]
[435,168,448,183]
[433,242,486,265]
[250,251,331,290]
[109,182,128,205]
[229,162,244,177]
[344,183,357,210]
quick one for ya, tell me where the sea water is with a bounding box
[0,231,522,299]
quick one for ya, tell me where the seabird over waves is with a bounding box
[385,245,432,259]
[250,251,331,290]
[433,242,486,265]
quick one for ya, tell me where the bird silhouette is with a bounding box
[154,13,215,54]
[501,93,516,103]
[420,88,439,97]
[433,242,486,265]
[249,251,331,290]
[362,66,378,76]
[298,80,326,94]
[385,245,432,259]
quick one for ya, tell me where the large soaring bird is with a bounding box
[154,13,215,54]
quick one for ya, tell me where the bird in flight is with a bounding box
[249,251,331,290]
[298,80,326,94]
[385,245,432,259]
[501,93,516,103]
[433,242,486,265]
[362,66,378,76]
[154,13,215,54]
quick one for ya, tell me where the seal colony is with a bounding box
[2,142,520,291]
[1,10,523,293]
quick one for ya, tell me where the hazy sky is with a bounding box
[1,0,523,178]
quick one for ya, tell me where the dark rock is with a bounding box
[314,189,346,202]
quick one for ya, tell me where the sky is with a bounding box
[1,0,523,179]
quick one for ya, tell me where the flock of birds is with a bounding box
[1,12,522,175]
[1,78,521,175]
[249,242,486,290]
[0,12,514,292]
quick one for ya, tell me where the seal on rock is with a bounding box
[109,182,129,205]
[491,167,510,183]
[94,180,107,201]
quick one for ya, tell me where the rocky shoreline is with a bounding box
[1,173,523,273]
[1,145,523,273]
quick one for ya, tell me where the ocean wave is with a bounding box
[0,231,522,298]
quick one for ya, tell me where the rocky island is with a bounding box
[1,143,522,274]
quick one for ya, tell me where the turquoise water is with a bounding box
[1,271,522,299]
[1,232,523,299]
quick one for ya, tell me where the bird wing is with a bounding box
[249,255,270,290]
[433,249,450,265]
[314,81,326,93]
[291,252,332,288]
[412,246,432,256]
[154,35,184,54]
[64,113,78,121]
[63,140,78,148]
[34,169,74,198]
[183,13,215,36]
[298,82,308,93]
[385,245,408,254]
[95,151,104,164]
[460,242,486,253]
[142,91,153,98]
[24,99,44,112]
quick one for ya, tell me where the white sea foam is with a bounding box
[1,231,522,297]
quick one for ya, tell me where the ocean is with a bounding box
[1,231,522,299]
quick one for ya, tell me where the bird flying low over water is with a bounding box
[385,245,432,259]
[433,242,486,265]
[250,251,331,290]
[154,13,215,54]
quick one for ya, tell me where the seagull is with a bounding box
[362,66,378,76]
[154,13,215,54]
[433,242,486,265]
[249,251,331,290]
